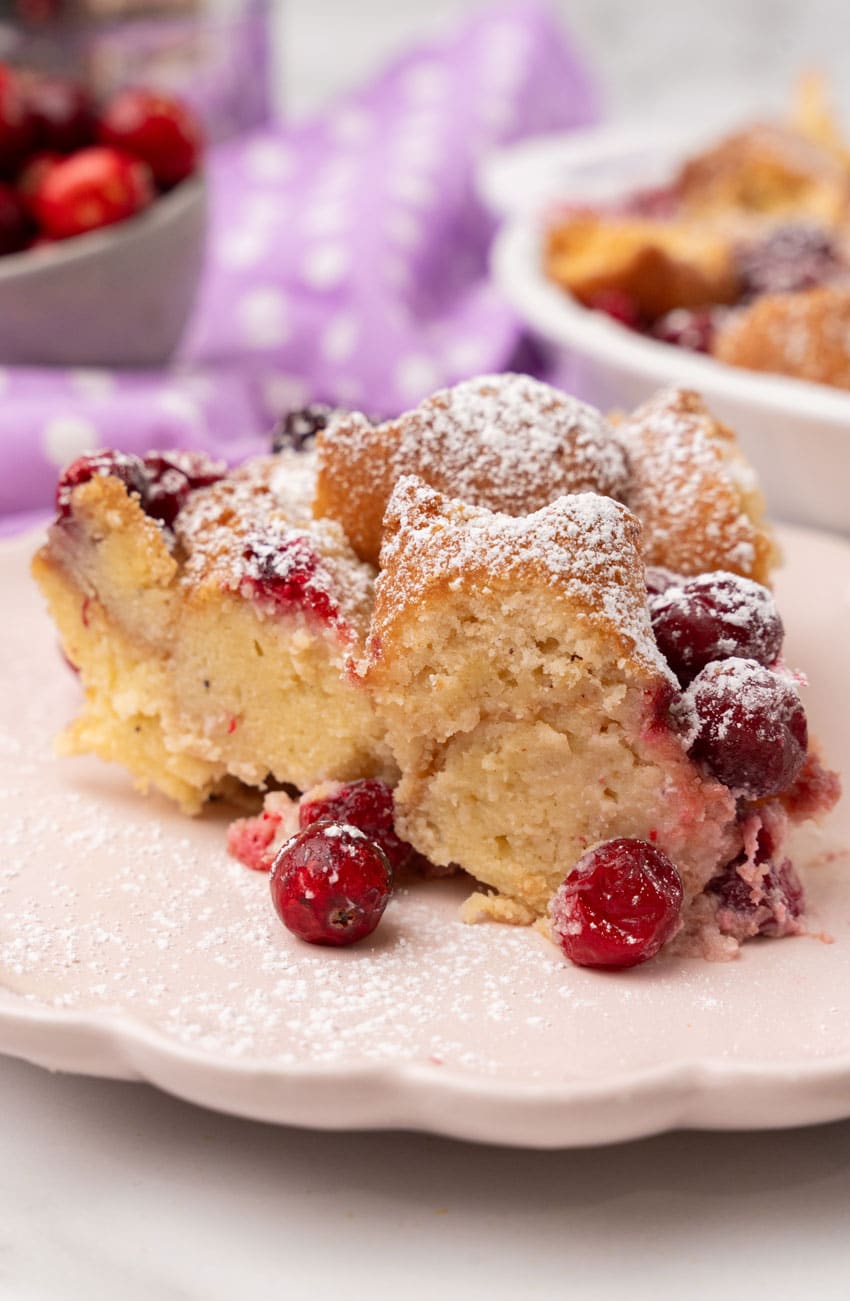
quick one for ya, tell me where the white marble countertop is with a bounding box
[5,1052,850,1300]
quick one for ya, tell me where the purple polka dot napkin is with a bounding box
[0,2,597,526]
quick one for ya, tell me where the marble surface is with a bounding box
[7,5,850,1296]
[4,1053,850,1301]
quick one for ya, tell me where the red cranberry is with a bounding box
[587,288,643,330]
[271,404,337,454]
[551,838,683,969]
[299,779,413,872]
[16,150,60,216]
[270,821,392,946]
[140,450,225,527]
[0,181,32,254]
[34,146,153,240]
[736,223,842,298]
[226,809,283,872]
[683,658,808,798]
[0,66,36,177]
[240,534,339,624]
[27,75,96,154]
[707,855,805,937]
[56,447,224,525]
[649,571,784,685]
[98,88,202,189]
[56,449,148,518]
[651,307,717,353]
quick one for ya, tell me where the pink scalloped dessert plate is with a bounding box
[1,524,848,1148]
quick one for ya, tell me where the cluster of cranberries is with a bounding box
[56,447,225,528]
[0,64,202,255]
[269,780,416,946]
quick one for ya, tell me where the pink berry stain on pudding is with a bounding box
[269,820,393,946]
[550,838,684,969]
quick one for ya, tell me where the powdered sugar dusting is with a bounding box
[373,476,672,679]
[176,453,376,639]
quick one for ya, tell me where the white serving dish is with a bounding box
[486,124,850,536]
[0,174,206,368]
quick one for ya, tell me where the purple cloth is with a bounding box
[0,3,597,522]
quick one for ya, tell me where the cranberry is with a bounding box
[649,571,783,685]
[226,809,283,873]
[270,820,392,946]
[98,88,202,189]
[140,450,225,527]
[56,447,224,525]
[707,856,805,937]
[651,307,717,353]
[56,450,148,518]
[16,150,60,216]
[0,181,32,254]
[299,779,413,872]
[271,404,337,454]
[0,66,36,177]
[27,75,96,154]
[587,288,643,330]
[550,837,684,969]
[34,146,153,241]
[240,534,339,624]
[736,224,842,298]
[683,658,808,798]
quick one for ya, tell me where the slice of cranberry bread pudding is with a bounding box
[32,449,394,812]
[360,476,837,950]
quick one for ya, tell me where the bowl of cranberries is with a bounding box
[488,122,850,539]
[0,65,205,366]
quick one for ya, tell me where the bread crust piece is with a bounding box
[363,477,740,919]
[544,212,738,321]
[712,285,850,390]
[313,373,628,566]
[617,388,778,584]
[32,453,395,812]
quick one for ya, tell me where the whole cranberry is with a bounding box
[141,450,225,527]
[98,88,202,189]
[27,75,96,154]
[270,820,393,947]
[651,307,717,353]
[550,838,684,969]
[271,404,337,454]
[644,565,681,598]
[34,146,154,240]
[299,779,413,872]
[649,571,784,685]
[0,181,32,254]
[240,534,339,625]
[56,449,148,518]
[736,224,842,298]
[683,658,808,798]
[0,66,36,177]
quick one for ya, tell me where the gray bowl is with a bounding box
[0,174,206,368]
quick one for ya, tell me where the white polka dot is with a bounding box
[175,374,216,402]
[443,338,493,373]
[242,195,280,227]
[237,288,290,349]
[388,172,435,208]
[385,210,422,249]
[403,62,450,103]
[395,354,440,402]
[477,94,514,131]
[301,244,349,291]
[329,107,374,146]
[217,230,268,269]
[322,314,359,363]
[244,140,295,182]
[393,132,442,169]
[157,390,204,426]
[314,159,358,197]
[261,373,309,415]
[302,199,347,237]
[70,370,116,401]
[42,416,100,467]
